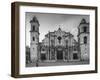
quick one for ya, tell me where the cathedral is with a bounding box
[28,16,89,63]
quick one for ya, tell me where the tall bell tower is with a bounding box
[30,16,40,62]
[78,18,89,61]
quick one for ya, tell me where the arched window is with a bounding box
[32,26,35,31]
[84,36,87,44]
[73,46,77,51]
[83,26,87,32]
[33,37,35,41]
[42,48,45,51]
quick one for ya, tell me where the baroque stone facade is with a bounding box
[39,28,79,62]
[29,16,89,63]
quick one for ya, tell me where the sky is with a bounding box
[25,12,89,47]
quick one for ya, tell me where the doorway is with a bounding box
[57,50,63,60]
[73,53,78,60]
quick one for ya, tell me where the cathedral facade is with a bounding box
[29,16,89,63]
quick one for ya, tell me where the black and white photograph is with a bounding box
[25,12,90,67]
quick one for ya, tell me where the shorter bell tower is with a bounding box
[30,16,40,62]
[78,18,89,61]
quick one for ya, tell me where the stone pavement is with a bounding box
[26,60,89,67]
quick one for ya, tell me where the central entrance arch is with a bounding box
[57,50,63,60]
[56,46,63,60]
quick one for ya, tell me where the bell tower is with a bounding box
[78,18,89,61]
[30,16,40,62]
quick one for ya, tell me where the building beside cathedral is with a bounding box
[28,16,89,64]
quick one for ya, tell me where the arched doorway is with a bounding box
[41,54,46,61]
[57,50,63,60]
[73,53,78,60]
